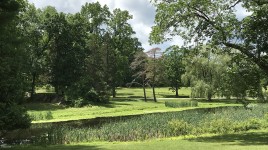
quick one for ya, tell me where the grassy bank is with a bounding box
[13,129,268,150]
[19,104,268,145]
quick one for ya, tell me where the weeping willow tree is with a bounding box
[182,45,230,101]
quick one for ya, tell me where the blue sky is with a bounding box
[28,0,251,51]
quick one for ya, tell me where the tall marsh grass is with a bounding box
[32,105,268,144]
[165,100,198,108]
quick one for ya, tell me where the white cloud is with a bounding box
[235,3,253,20]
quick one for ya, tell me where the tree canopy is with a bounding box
[150,0,268,75]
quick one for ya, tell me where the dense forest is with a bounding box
[1,0,268,137]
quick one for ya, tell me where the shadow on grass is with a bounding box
[112,98,139,102]
[127,96,144,98]
[14,145,105,150]
[97,102,131,108]
[190,131,268,146]
[117,93,134,96]
[195,99,241,104]
[160,95,190,98]
[24,103,66,111]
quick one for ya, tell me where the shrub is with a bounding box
[0,103,31,131]
[29,111,53,121]
[202,119,235,134]
[73,98,86,108]
[168,119,193,135]
[245,118,263,130]
[165,100,198,108]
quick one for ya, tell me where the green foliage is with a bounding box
[0,103,31,131]
[182,45,230,100]
[165,100,198,108]
[0,0,22,25]
[168,119,192,135]
[245,118,263,130]
[150,0,268,77]
[0,0,32,131]
[29,111,53,121]
[222,53,263,99]
[162,45,186,97]
[107,8,142,97]
[202,118,235,134]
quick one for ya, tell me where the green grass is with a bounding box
[116,87,191,98]
[28,86,244,123]
[27,98,241,123]
[13,130,268,150]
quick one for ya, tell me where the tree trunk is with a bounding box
[142,75,147,101]
[30,72,36,100]
[152,84,157,102]
[55,85,59,95]
[175,86,179,98]
[112,86,116,98]
[143,86,147,102]
[207,92,212,101]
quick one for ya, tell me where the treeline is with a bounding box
[2,1,144,103]
[133,44,267,102]
[1,0,143,131]
[150,0,268,101]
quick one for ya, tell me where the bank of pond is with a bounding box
[2,105,268,147]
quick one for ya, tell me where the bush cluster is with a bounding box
[29,111,53,121]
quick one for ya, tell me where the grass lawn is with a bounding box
[14,130,268,150]
[28,87,242,123]
[116,87,191,98]
[27,98,241,123]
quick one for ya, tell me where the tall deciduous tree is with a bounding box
[150,0,268,76]
[162,45,186,98]
[77,2,111,102]
[0,0,31,132]
[108,8,142,97]
[222,52,262,100]
[146,47,162,102]
[130,51,148,101]
[20,4,52,98]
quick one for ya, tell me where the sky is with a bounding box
[27,0,251,51]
